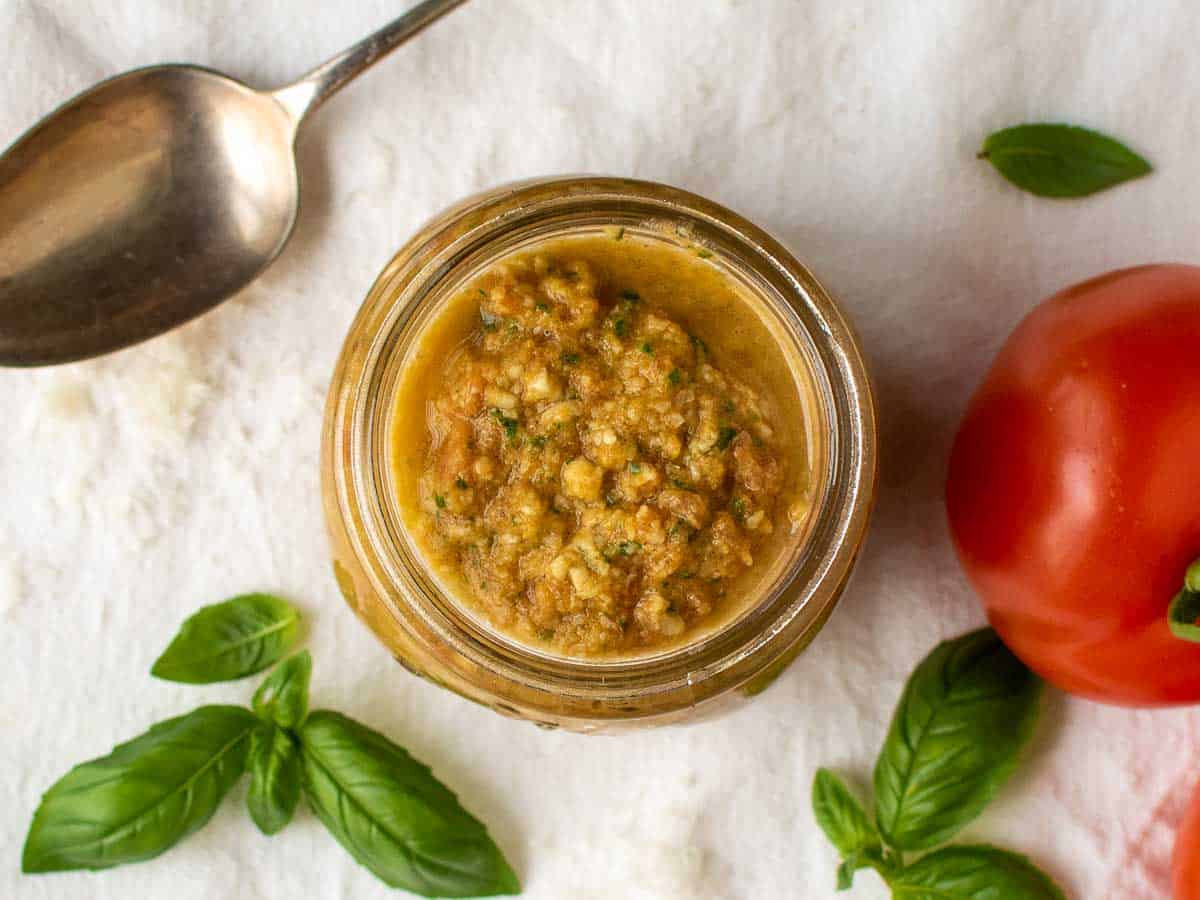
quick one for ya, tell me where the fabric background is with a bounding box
[2,1,1198,897]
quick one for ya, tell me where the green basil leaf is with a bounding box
[299,710,519,897]
[813,769,884,891]
[246,725,302,836]
[891,845,1066,899]
[979,123,1151,198]
[22,705,256,873]
[152,593,301,684]
[813,768,880,857]
[873,628,1041,851]
[252,650,312,728]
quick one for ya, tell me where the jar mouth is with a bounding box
[338,177,876,718]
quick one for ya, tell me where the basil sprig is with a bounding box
[23,598,520,897]
[151,593,301,683]
[979,123,1151,198]
[812,628,1061,897]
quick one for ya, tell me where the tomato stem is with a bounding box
[1169,558,1200,644]
[1188,559,1200,594]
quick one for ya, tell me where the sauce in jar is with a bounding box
[391,234,814,657]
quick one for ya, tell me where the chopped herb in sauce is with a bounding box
[717,426,738,450]
[668,368,682,385]
[561,352,580,366]
[620,289,641,301]
[536,302,550,312]
[613,318,628,338]
[454,477,469,490]
[531,435,548,449]
[640,342,654,355]
[491,409,520,441]
[618,541,643,556]
[629,462,642,474]
[434,494,447,509]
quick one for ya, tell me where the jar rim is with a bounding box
[327,176,877,723]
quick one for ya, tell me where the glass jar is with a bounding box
[321,177,876,732]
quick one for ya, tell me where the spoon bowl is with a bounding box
[0,0,465,366]
[0,66,299,365]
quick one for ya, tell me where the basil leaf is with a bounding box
[813,769,884,891]
[253,650,312,728]
[246,725,302,836]
[299,711,519,898]
[813,768,879,857]
[891,845,1066,899]
[152,593,301,684]
[873,628,1041,851]
[22,705,256,873]
[979,123,1151,198]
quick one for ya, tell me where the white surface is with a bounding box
[2,1,1198,897]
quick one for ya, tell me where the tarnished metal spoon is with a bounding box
[0,0,466,366]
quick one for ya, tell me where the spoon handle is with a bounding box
[272,0,468,124]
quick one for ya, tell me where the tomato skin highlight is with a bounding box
[1175,781,1200,900]
[946,265,1200,706]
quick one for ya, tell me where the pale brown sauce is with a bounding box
[391,233,815,658]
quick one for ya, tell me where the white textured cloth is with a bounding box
[3,1,1199,897]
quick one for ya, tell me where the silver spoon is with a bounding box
[0,0,466,367]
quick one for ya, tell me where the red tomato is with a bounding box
[946,265,1200,705]
[1176,781,1200,900]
